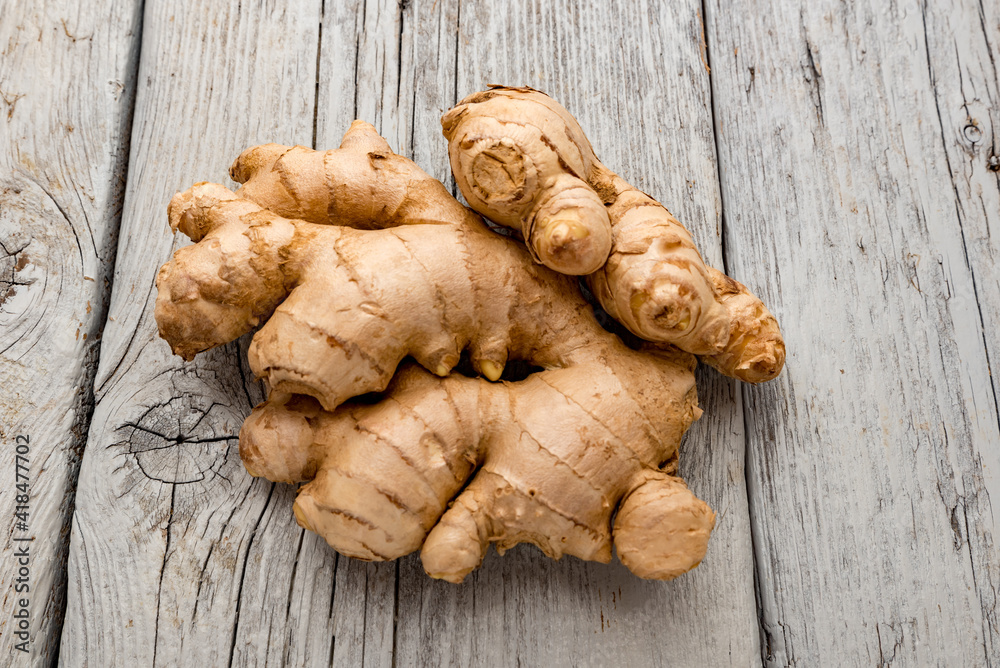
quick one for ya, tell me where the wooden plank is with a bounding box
[0,2,142,664]
[382,1,763,665]
[225,3,406,667]
[191,0,462,661]
[919,3,1000,658]
[59,2,324,664]
[704,0,1000,664]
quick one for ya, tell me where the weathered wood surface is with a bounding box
[705,0,1000,664]
[60,0,762,665]
[0,2,142,665]
[60,1,326,665]
[0,0,988,665]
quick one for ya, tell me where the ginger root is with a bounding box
[442,86,784,380]
[242,355,710,583]
[440,94,612,276]
[159,123,581,402]
[154,119,782,582]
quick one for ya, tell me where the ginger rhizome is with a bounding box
[242,355,710,583]
[154,119,783,583]
[442,86,784,381]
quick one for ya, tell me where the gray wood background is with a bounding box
[0,0,996,666]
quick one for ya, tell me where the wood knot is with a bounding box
[120,395,238,484]
[962,123,982,144]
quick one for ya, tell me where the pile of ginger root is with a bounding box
[154,86,784,583]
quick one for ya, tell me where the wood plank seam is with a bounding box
[697,0,772,663]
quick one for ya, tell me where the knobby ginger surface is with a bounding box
[154,109,784,582]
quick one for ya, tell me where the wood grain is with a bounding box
[58,0,771,665]
[60,2,324,664]
[388,0,763,665]
[53,0,1000,665]
[0,2,141,664]
[704,0,1000,663]
[236,0,766,660]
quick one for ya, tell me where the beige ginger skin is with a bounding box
[154,120,783,582]
[442,86,784,380]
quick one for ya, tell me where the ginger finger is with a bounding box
[155,183,296,360]
[613,471,715,580]
[231,121,476,230]
[442,86,735,355]
[699,267,785,383]
[439,106,612,275]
